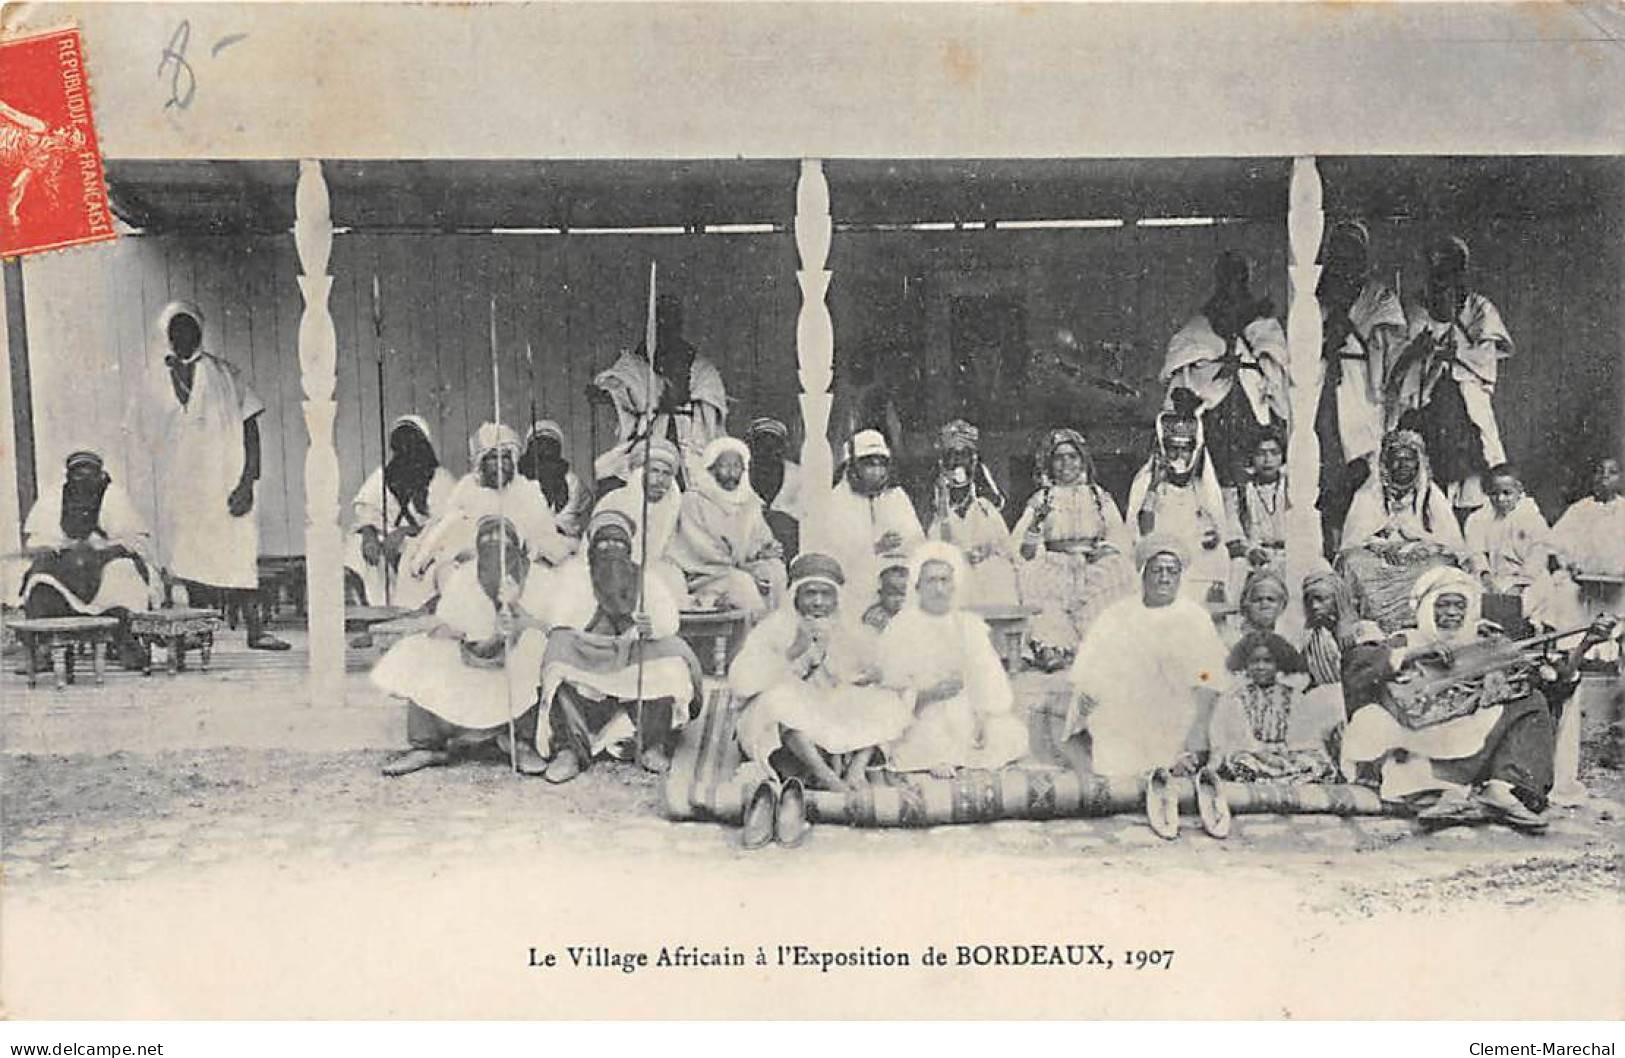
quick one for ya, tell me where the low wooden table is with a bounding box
[9,616,122,689]
[678,608,753,677]
[967,604,1039,672]
[127,608,223,676]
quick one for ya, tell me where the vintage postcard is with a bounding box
[1,0,1622,1029]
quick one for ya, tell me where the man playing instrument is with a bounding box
[1340,566,1615,830]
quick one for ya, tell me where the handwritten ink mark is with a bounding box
[211,32,248,58]
[158,20,196,110]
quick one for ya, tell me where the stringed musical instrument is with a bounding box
[1387,619,1616,730]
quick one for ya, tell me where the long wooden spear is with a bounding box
[634,261,657,762]
[492,297,519,775]
[370,275,391,606]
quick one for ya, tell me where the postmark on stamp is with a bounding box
[0,26,116,258]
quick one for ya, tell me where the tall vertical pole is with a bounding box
[1285,156,1325,599]
[795,159,835,550]
[294,159,345,705]
[371,274,391,606]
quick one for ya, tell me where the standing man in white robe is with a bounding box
[589,293,728,489]
[1315,220,1407,557]
[1162,251,1290,489]
[150,300,288,650]
[1390,235,1514,517]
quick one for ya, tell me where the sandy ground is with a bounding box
[3,739,1622,1019]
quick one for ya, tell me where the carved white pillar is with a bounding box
[295,159,345,705]
[1285,156,1325,592]
[795,159,835,547]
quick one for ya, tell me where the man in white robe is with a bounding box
[668,436,787,614]
[372,515,552,777]
[343,413,457,609]
[1162,252,1290,488]
[589,294,728,489]
[536,509,701,780]
[1315,220,1407,555]
[1064,534,1230,778]
[1390,235,1514,515]
[150,300,288,650]
[406,423,572,595]
[808,429,925,613]
[592,437,686,603]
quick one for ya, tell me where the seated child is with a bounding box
[1208,631,1344,784]
[862,563,910,631]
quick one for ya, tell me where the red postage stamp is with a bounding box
[0,26,116,258]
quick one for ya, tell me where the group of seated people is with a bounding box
[351,377,1619,846]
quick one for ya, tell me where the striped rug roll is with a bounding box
[666,687,1394,826]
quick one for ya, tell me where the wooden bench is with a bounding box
[9,616,122,689]
[678,608,753,677]
[127,608,223,676]
[967,604,1039,672]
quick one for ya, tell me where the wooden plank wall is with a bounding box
[12,211,1619,563]
[16,230,799,558]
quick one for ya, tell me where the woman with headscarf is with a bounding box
[343,414,457,609]
[1338,429,1467,631]
[1127,388,1239,605]
[1339,566,1611,830]
[1161,251,1290,488]
[592,436,687,603]
[732,552,912,793]
[926,419,1020,611]
[406,423,572,594]
[1011,427,1135,671]
[811,429,925,613]
[878,541,1028,776]
[19,449,160,667]
[372,515,553,777]
[1315,220,1407,554]
[536,509,702,781]
[1063,534,1230,779]
[1390,235,1515,517]
[669,436,787,614]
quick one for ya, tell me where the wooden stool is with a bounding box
[967,604,1039,671]
[9,616,122,689]
[127,608,223,676]
[678,608,753,677]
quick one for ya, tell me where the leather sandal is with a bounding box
[639,745,672,774]
[381,748,450,777]
[741,781,777,850]
[1195,767,1232,839]
[1145,767,1179,840]
[513,742,549,777]
[775,777,811,847]
[544,748,583,784]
